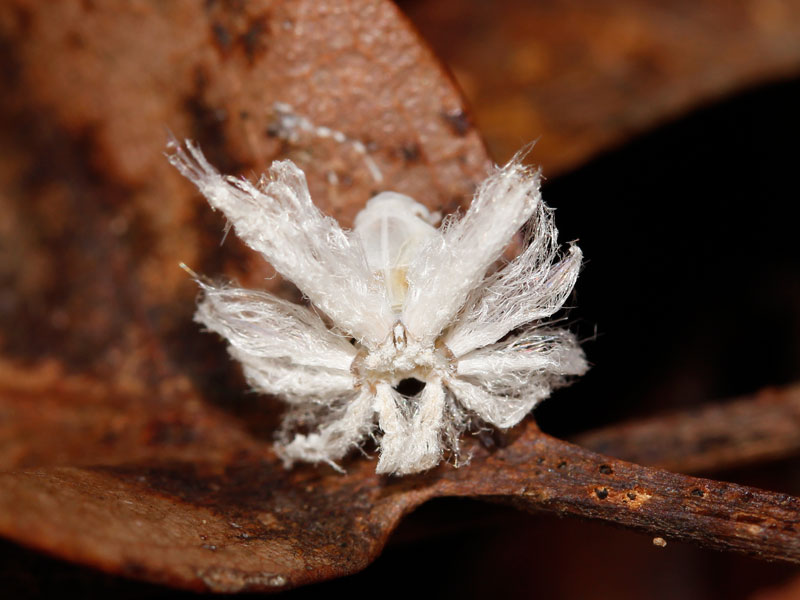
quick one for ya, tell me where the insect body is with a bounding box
[168,140,586,475]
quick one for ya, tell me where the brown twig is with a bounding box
[441,431,800,564]
[571,383,800,473]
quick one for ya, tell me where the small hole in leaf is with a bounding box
[394,378,426,397]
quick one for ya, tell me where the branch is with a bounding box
[571,382,800,473]
[443,431,800,563]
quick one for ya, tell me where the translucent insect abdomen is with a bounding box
[354,192,437,313]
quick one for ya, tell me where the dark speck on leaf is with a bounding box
[441,109,471,136]
[212,22,232,51]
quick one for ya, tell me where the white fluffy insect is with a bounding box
[168,140,587,475]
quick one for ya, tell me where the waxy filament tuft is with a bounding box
[168,140,587,475]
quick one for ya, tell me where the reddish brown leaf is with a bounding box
[0,359,260,469]
[0,0,490,389]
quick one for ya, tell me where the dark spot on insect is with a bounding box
[691,488,705,497]
[239,110,250,120]
[595,488,609,500]
[212,22,233,52]
[536,457,545,465]
[599,464,613,475]
[441,109,472,136]
[557,461,567,469]
[401,143,421,163]
[627,492,637,500]
[394,378,426,398]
